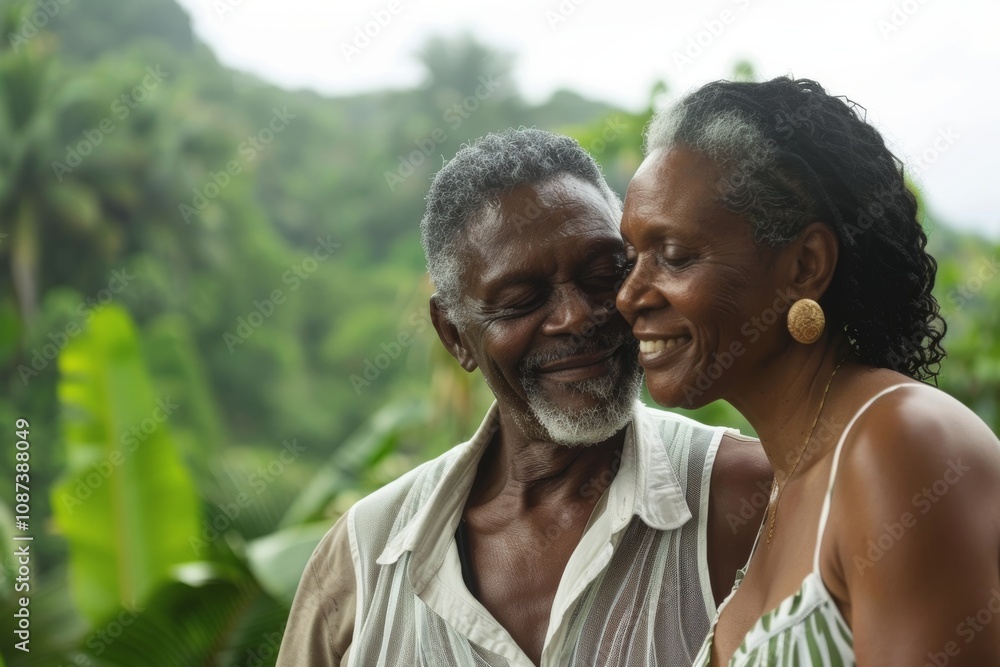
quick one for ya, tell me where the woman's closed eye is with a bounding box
[659,244,695,268]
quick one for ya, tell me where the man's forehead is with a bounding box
[470,176,617,243]
[471,204,618,248]
[501,173,615,219]
[454,184,622,295]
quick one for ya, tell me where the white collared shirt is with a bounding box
[280,401,728,667]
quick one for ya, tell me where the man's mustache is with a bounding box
[520,329,637,375]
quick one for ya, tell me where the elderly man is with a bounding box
[277,128,770,667]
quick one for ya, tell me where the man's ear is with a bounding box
[787,222,839,299]
[429,295,478,372]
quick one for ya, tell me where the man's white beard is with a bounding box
[520,362,642,446]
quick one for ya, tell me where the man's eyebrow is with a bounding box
[480,272,541,299]
[581,237,626,260]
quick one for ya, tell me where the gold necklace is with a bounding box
[766,358,845,545]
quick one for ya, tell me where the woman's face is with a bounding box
[616,146,790,408]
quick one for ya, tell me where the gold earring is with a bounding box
[787,298,825,344]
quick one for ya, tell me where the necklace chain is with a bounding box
[766,358,846,545]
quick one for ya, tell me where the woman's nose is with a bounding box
[616,256,663,324]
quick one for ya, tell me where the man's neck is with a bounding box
[458,408,629,665]
[466,410,627,512]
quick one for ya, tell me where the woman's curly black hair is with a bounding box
[644,76,946,381]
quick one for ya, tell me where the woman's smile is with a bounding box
[635,335,692,367]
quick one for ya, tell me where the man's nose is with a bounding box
[542,284,613,339]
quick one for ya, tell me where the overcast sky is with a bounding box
[175,0,999,237]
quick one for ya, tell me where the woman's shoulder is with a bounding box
[831,370,1000,541]
[819,370,1000,660]
[844,374,1000,472]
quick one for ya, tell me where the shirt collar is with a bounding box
[376,400,693,590]
[376,402,500,590]
[610,401,692,533]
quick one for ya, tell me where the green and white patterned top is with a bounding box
[692,383,927,667]
[692,566,854,666]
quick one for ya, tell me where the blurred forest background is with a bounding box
[0,0,996,664]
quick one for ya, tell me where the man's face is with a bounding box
[450,173,642,445]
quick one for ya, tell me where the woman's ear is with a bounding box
[789,222,839,299]
[429,295,478,372]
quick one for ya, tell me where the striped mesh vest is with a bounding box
[346,405,725,667]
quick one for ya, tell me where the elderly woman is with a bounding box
[616,77,1000,666]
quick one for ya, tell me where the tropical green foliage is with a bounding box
[0,0,996,664]
[54,305,200,625]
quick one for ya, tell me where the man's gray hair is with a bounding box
[420,127,621,324]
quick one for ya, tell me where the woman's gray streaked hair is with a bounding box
[420,127,621,325]
[641,77,946,382]
[644,93,816,247]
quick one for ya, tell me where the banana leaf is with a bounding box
[52,305,200,625]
